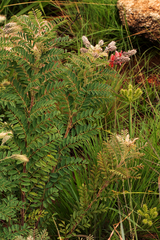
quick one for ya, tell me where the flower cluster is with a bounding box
[116,132,138,147]
[80,36,137,67]
[80,36,116,59]
[137,204,158,227]
[109,49,137,67]
[120,84,143,103]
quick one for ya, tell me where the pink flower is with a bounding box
[109,51,130,68]
[109,51,122,67]
[109,54,115,68]
[115,50,122,57]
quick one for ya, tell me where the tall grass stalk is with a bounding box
[0,0,50,17]
[129,102,132,138]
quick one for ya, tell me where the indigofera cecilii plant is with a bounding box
[0,10,114,238]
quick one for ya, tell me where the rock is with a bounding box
[117,0,160,42]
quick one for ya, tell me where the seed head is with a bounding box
[11,154,29,162]
[4,22,21,34]
[0,15,6,23]
[123,49,137,57]
[98,39,104,46]
[80,48,88,53]
[105,41,117,52]
[0,131,13,145]
[27,236,34,240]
[82,36,91,48]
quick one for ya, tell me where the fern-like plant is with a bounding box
[0,10,114,239]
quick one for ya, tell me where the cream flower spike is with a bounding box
[98,39,104,46]
[27,236,34,240]
[104,41,117,52]
[81,36,106,58]
[0,131,13,145]
[0,15,6,23]
[82,36,91,48]
[116,133,138,147]
[11,154,29,162]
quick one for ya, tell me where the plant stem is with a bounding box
[128,180,138,240]
[21,163,26,226]
[129,102,132,138]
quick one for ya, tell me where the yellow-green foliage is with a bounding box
[137,204,158,226]
[120,84,143,103]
